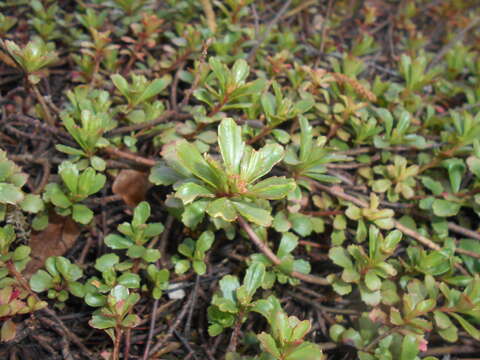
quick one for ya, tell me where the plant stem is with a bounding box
[199,0,216,33]
[246,125,272,145]
[112,326,122,360]
[31,82,55,126]
[237,216,329,285]
[6,261,95,358]
[227,312,243,353]
[309,181,473,274]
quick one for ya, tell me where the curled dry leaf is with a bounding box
[112,169,151,207]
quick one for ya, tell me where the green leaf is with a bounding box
[400,334,419,360]
[273,211,291,233]
[59,162,79,194]
[117,273,140,288]
[257,332,281,358]
[449,312,480,340]
[149,164,184,185]
[111,74,129,98]
[45,183,71,208]
[20,194,44,213]
[110,284,129,302]
[206,198,237,222]
[442,158,465,193]
[55,144,85,156]
[176,141,222,189]
[132,201,150,227]
[289,213,313,237]
[434,311,453,329]
[95,253,119,272]
[438,325,458,342]
[12,245,30,261]
[143,249,161,263]
[218,118,244,174]
[144,223,164,237]
[68,281,85,298]
[105,234,133,250]
[232,200,272,227]
[72,204,93,224]
[1,319,16,342]
[432,199,461,217]
[0,183,24,204]
[217,275,239,304]
[85,293,106,307]
[241,144,284,183]
[176,182,214,204]
[56,257,82,281]
[182,200,207,229]
[372,179,391,193]
[122,314,140,328]
[467,156,480,178]
[90,156,106,171]
[174,259,191,274]
[231,59,249,84]
[193,260,207,275]
[137,76,170,104]
[286,342,323,360]
[248,177,295,200]
[421,177,444,195]
[243,262,265,298]
[299,116,313,162]
[365,270,382,291]
[90,314,116,330]
[277,232,298,259]
[127,244,146,258]
[458,239,480,273]
[30,270,53,292]
[329,247,353,269]
[196,230,215,254]
[291,320,311,342]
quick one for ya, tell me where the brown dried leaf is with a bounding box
[112,169,150,207]
[25,213,80,277]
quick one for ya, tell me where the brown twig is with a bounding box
[184,275,200,339]
[247,0,292,63]
[428,16,480,71]
[448,222,480,244]
[237,216,329,285]
[143,216,177,360]
[103,147,156,167]
[6,261,96,358]
[108,111,186,135]
[148,291,196,356]
[199,0,217,33]
[309,181,475,272]
[289,292,360,315]
[227,310,244,353]
[31,83,55,126]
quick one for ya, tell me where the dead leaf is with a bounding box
[25,213,80,277]
[112,169,150,207]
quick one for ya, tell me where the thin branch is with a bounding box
[148,292,195,357]
[31,83,55,126]
[247,0,292,63]
[237,216,329,285]
[108,111,188,135]
[310,181,477,268]
[199,0,217,33]
[428,16,480,70]
[289,292,360,315]
[103,147,156,167]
